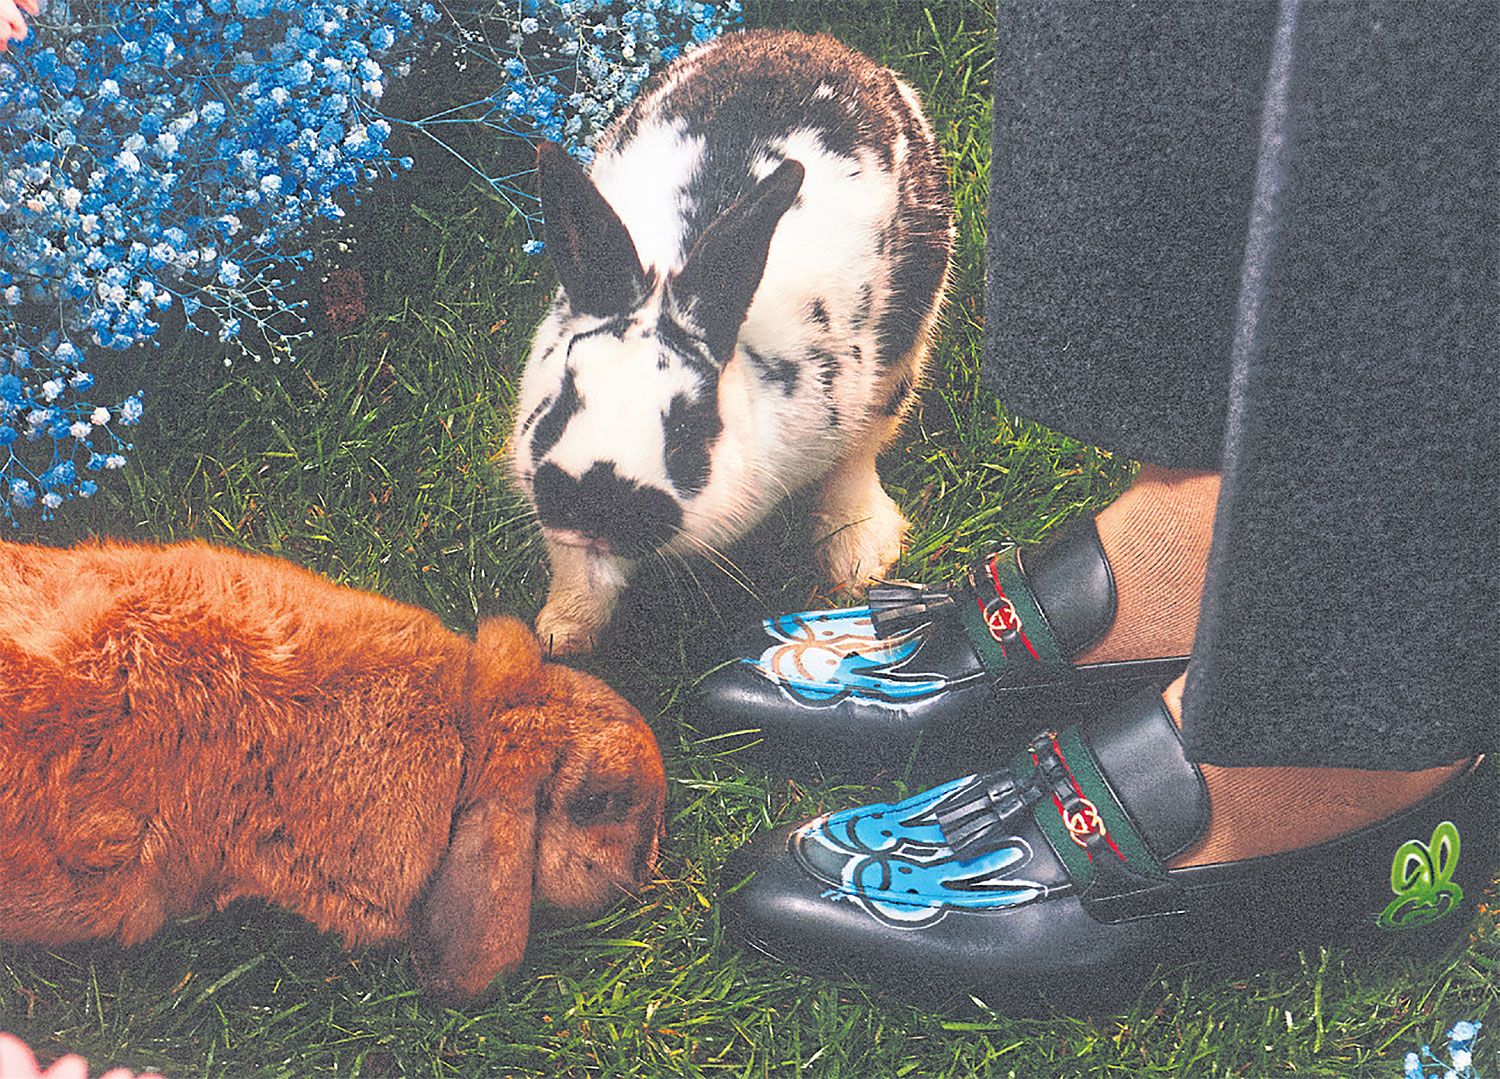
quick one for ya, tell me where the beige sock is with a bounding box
[1156,674,1470,868]
[1074,464,1221,664]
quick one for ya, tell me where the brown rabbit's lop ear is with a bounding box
[471,617,544,709]
[409,797,538,1000]
[409,617,556,998]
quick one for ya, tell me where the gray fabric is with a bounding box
[984,0,1497,770]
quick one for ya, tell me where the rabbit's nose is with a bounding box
[532,461,682,557]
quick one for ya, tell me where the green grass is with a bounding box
[3,3,1496,1076]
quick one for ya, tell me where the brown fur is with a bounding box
[0,539,665,999]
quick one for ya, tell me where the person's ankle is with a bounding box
[1158,675,1471,868]
[1072,464,1219,665]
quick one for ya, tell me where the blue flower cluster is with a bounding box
[1406,1020,1484,1079]
[0,354,141,522]
[0,0,427,520]
[1,0,734,522]
[414,0,742,246]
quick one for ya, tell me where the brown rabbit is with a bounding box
[0,539,665,999]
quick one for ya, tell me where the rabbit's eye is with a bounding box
[566,785,639,825]
[566,790,611,825]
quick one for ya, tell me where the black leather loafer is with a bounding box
[690,518,1188,771]
[719,688,1498,1007]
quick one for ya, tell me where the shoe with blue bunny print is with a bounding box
[788,771,1053,931]
[720,688,1498,1007]
[690,517,1189,771]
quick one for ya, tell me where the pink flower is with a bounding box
[0,0,38,50]
[0,1033,165,1079]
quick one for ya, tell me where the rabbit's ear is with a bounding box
[537,140,648,317]
[410,797,537,999]
[472,617,544,709]
[670,158,805,364]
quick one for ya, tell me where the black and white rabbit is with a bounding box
[511,29,953,654]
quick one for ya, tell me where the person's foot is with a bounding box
[718,682,1492,1005]
[690,466,1218,770]
[1154,674,1470,866]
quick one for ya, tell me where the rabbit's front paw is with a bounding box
[534,542,630,656]
[535,599,608,656]
[812,481,907,593]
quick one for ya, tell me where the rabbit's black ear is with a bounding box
[409,797,536,999]
[537,141,648,317]
[670,159,805,365]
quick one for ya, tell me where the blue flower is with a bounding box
[3,0,733,521]
[42,459,77,486]
[1405,1020,1483,1079]
[1449,1022,1479,1046]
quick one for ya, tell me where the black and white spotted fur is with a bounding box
[510,30,953,654]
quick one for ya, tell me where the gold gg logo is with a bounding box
[1061,796,1107,848]
[984,595,1021,640]
[1378,821,1463,930]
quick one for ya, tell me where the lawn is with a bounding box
[2,2,1496,1076]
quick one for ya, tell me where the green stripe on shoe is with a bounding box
[959,589,1014,673]
[959,548,1071,679]
[1029,726,1162,891]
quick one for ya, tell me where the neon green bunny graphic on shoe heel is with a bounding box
[1378,820,1463,930]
